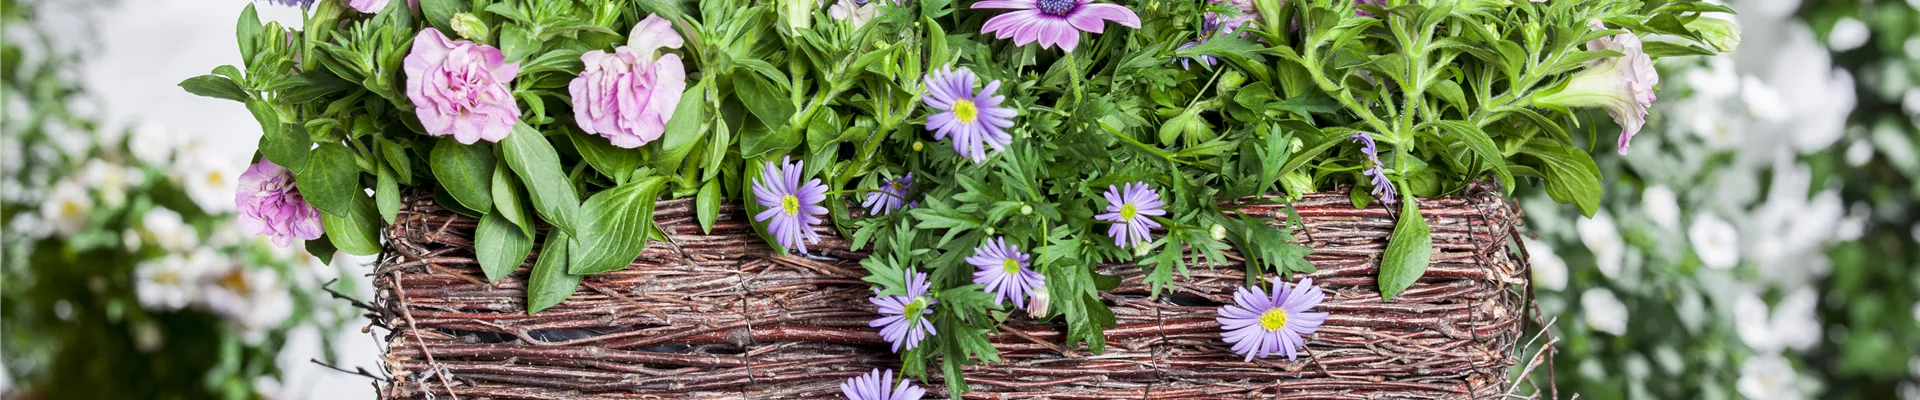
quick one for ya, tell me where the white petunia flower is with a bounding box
[127,122,182,165]
[203,260,295,344]
[1827,17,1870,52]
[1522,236,1568,291]
[175,146,243,213]
[1689,214,1741,269]
[1771,287,1821,351]
[1581,288,1629,335]
[1577,211,1625,278]
[1736,353,1805,400]
[1642,185,1681,231]
[78,159,135,208]
[1735,292,1779,351]
[133,251,215,311]
[41,179,91,237]
[827,0,879,28]
[138,207,199,252]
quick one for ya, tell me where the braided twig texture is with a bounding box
[373,185,1532,399]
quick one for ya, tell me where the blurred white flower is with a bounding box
[1768,26,1855,155]
[127,122,181,165]
[1523,236,1568,291]
[1581,288,1629,335]
[203,260,295,343]
[1903,89,1920,117]
[1772,287,1820,351]
[175,146,242,213]
[1642,185,1681,230]
[40,179,91,237]
[138,207,198,252]
[1826,17,1870,52]
[1743,156,1844,285]
[1689,214,1741,269]
[78,159,134,208]
[1735,292,1776,350]
[0,133,22,176]
[1577,212,1625,278]
[1845,139,1876,166]
[133,250,215,311]
[1737,353,1805,400]
[1740,76,1789,123]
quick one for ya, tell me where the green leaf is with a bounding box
[1523,140,1603,217]
[570,131,640,184]
[1422,120,1514,192]
[501,123,582,235]
[527,231,580,314]
[376,164,401,224]
[418,0,468,34]
[254,102,311,171]
[1640,41,1717,57]
[475,211,535,282]
[499,24,538,63]
[734,73,795,130]
[179,75,248,102]
[696,180,722,234]
[305,237,338,265]
[568,176,669,274]
[322,192,383,256]
[1377,197,1431,301]
[236,5,262,60]
[430,138,495,213]
[491,164,532,236]
[658,80,710,168]
[378,137,413,184]
[297,144,361,217]
[926,16,950,66]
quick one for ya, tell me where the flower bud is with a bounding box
[1157,108,1214,146]
[1019,204,1033,215]
[1290,137,1304,154]
[1210,224,1228,241]
[1134,243,1153,257]
[450,13,489,42]
[985,226,997,236]
[913,141,925,152]
[1687,17,1741,53]
[782,0,815,30]
[1219,69,1246,92]
[1026,289,1051,319]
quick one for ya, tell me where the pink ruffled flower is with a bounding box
[347,0,388,13]
[235,160,323,248]
[569,15,687,148]
[404,28,521,144]
[1533,21,1659,154]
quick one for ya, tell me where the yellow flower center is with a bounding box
[154,271,181,285]
[952,99,978,124]
[781,194,801,216]
[1259,308,1289,332]
[1119,204,1137,221]
[205,171,225,185]
[61,201,82,217]
[1002,258,1021,274]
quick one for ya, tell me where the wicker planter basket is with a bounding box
[371,184,1533,399]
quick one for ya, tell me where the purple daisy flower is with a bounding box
[869,270,937,353]
[923,66,1017,164]
[974,0,1143,52]
[1095,182,1166,249]
[752,156,830,254]
[968,237,1046,309]
[1217,277,1330,362]
[261,0,317,8]
[862,173,913,216]
[841,368,926,400]
[1177,15,1225,70]
[1349,133,1396,202]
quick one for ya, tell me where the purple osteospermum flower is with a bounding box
[262,0,316,8]
[1095,182,1166,249]
[862,173,913,216]
[404,28,522,144]
[841,369,926,400]
[1217,277,1330,362]
[923,66,1016,164]
[235,160,323,248]
[973,0,1142,52]
[968,237,1045,309]
[1350,133,1396,202]
[752,156,829,254]
[1176,15,1223,70]
[869,270,937,353]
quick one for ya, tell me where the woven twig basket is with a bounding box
[372,184,1532,399]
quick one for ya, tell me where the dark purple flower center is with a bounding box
[1036,0,1076,16]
